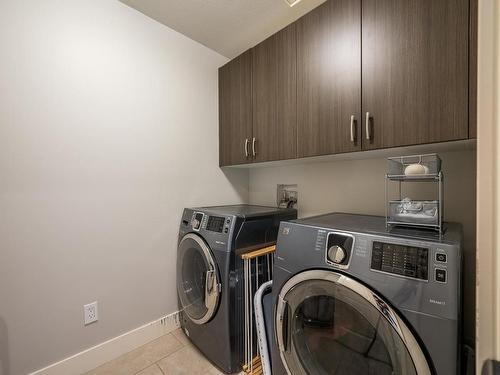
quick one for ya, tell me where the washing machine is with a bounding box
[176,205,297,373]
[271,213,462,375]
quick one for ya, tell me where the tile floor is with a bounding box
[85,329,244,375]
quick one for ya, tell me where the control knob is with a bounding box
[328,245,347,264]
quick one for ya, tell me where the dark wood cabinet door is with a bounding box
[469,0,478,139]
[296,0,362,158]
[252,24,297,163]
[218,50,252,166]
[362,0,469,149]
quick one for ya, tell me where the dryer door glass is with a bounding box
[276,270,431,375]
[177,234,220,325]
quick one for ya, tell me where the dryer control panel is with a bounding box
[206,215,231,234]
[189,212,232,235]
[370,241,429,281]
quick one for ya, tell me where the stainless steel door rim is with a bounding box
[275,269,431,375]
[178,233,220,325]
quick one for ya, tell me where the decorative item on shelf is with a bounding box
[387,153,441,180]
[385,154,443,234]
[404,163,429,176]
[389,198,439,225]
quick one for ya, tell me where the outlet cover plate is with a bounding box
[84,301,98,325]
[277,184,298,208]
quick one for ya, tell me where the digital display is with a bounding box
[206,216,225,233]
[371,241,428,280]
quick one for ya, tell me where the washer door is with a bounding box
[177,233,220,325]
[275,270,431,375]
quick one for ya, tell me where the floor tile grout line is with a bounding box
[170,331,187,347]
[133,362,164,375]
[87,331,189,375]
[137,330,190,375]
[128,333,185,375]
[156,362,166,375]
[153,341,187,368]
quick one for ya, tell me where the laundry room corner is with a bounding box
[2,0,497,373]
[248,148,477,348]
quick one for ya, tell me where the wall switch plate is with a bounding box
[84,301,98,325]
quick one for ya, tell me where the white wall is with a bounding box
[475,0,500,371]
[249,150,476,346]
[0,1,248,374]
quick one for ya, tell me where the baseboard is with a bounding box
[30,311,180,375]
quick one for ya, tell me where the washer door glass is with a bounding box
[177,234,220,325]
[276,270,431,375]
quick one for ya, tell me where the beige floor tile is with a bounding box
[157,344,218,375]
[204,366,245,375]
[171,328,190,346]
[85,334,182,375]
[204,367,225,375]
[136,364,164,375]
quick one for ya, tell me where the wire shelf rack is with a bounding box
[240,245,275,375]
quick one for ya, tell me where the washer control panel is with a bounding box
[370,241,429,281]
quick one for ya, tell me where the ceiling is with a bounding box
[119,0,327,58]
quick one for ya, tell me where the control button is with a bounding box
[192,219,200,229]
[436,253,447,263]
[435,268,447,283]
[224,228,228,234]
[327,246,347,264]
[226,218,231,224]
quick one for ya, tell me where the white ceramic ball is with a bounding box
[404,163,429,175]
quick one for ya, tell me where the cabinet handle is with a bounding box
[252,137,256,157]
[350,115,356,142]
[365,112,371,140]
[244,138,249,157]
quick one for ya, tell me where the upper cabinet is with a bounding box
[361,0,469,149]
[252,24,297,163]
[219,25,297,166]
[218,0,476,166]
[296,0,361,158]
[219,50,252,166]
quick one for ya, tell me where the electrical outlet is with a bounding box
[84,301,98,325]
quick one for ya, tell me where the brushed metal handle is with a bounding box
[252,137,256,157]
[244,138,249,157]
[350,115,356,142]
[276,299,289,352]
[365,112,371,140]
[204,269,217,309]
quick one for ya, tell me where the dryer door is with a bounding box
[275,270,431,375]
[177,233,220,325]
